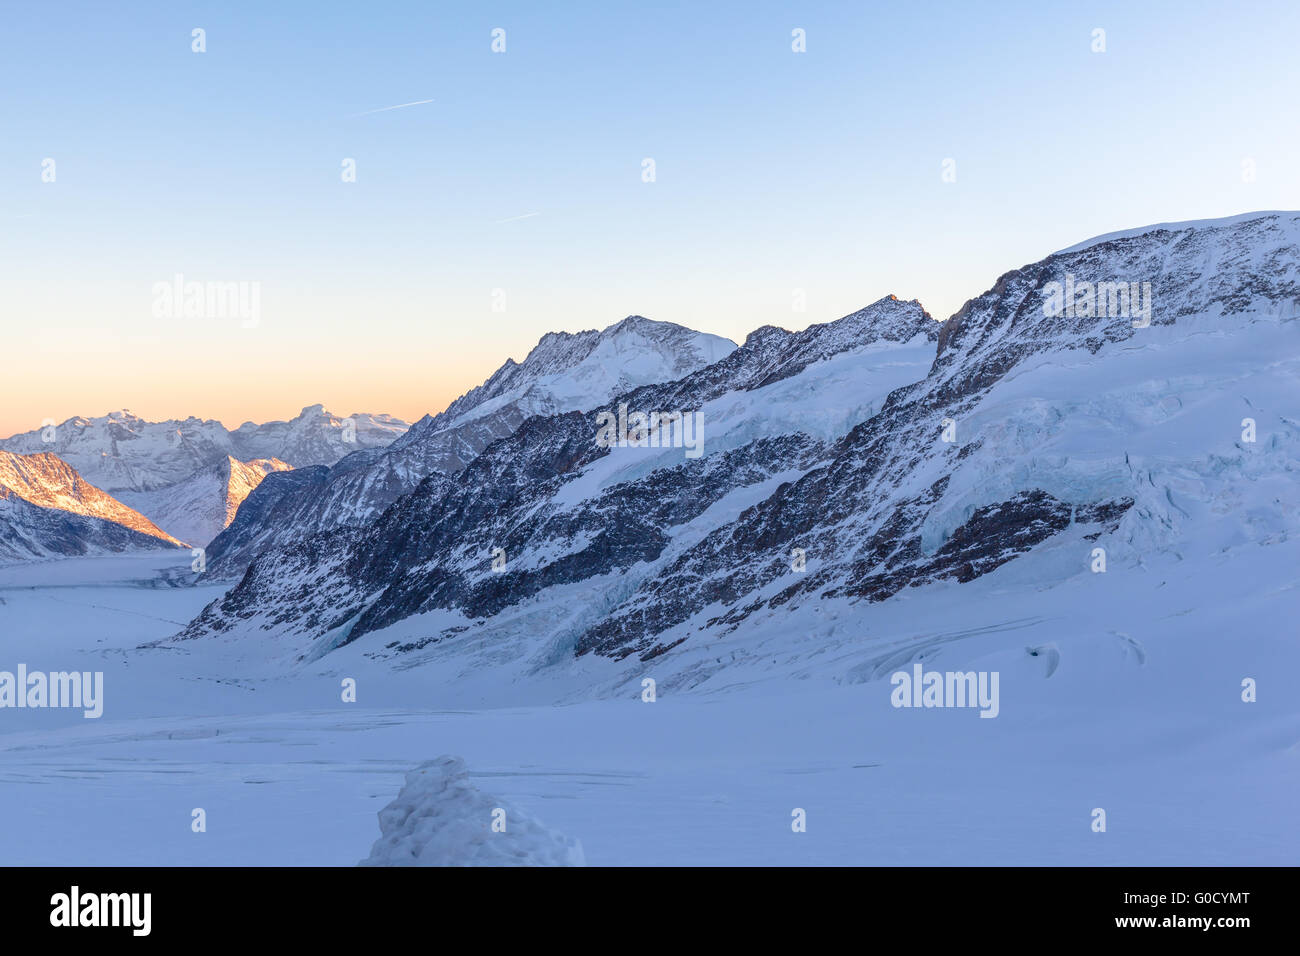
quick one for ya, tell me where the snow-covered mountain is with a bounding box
[175,294,938,655]
[230,405,408,471]
[116,456,293,548]
[199,316,736,578]
[0,406,407,494]
[0,451,184,562]
[172,211,1300,693]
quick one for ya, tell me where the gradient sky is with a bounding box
[2,0,1298,438]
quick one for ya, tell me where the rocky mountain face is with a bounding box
[0,451,184,561]
[230,405,408,470]
[171,212,1300,691]
[174,295,938,652]
[116,456,292,548]
[199,316,737,578]
[0,405,407,494]
[578,212,1300,662]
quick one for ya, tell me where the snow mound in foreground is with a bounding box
[359,756,585,867]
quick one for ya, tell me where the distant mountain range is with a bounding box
[0,405,406,493]
[0,406,410,552]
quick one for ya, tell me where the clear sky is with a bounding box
[2,0,1297,438]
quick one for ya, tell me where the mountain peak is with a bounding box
[814,295,938,345]
[603,314,655,334]
[434,316,737,428]
[1054,209,1298,257]
[598,314,715,343]
[742,325,792,349]
[0,449,183,551]
[936,210,1300,369]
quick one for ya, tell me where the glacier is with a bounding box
[0,212,1297,866]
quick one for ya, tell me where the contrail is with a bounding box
[495,212,541,224]
[349,98,435,117]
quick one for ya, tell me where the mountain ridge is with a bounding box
[199,315,739,578]
[0,450,186,562]
[0,405,407,494]
[168,212,1300,695]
